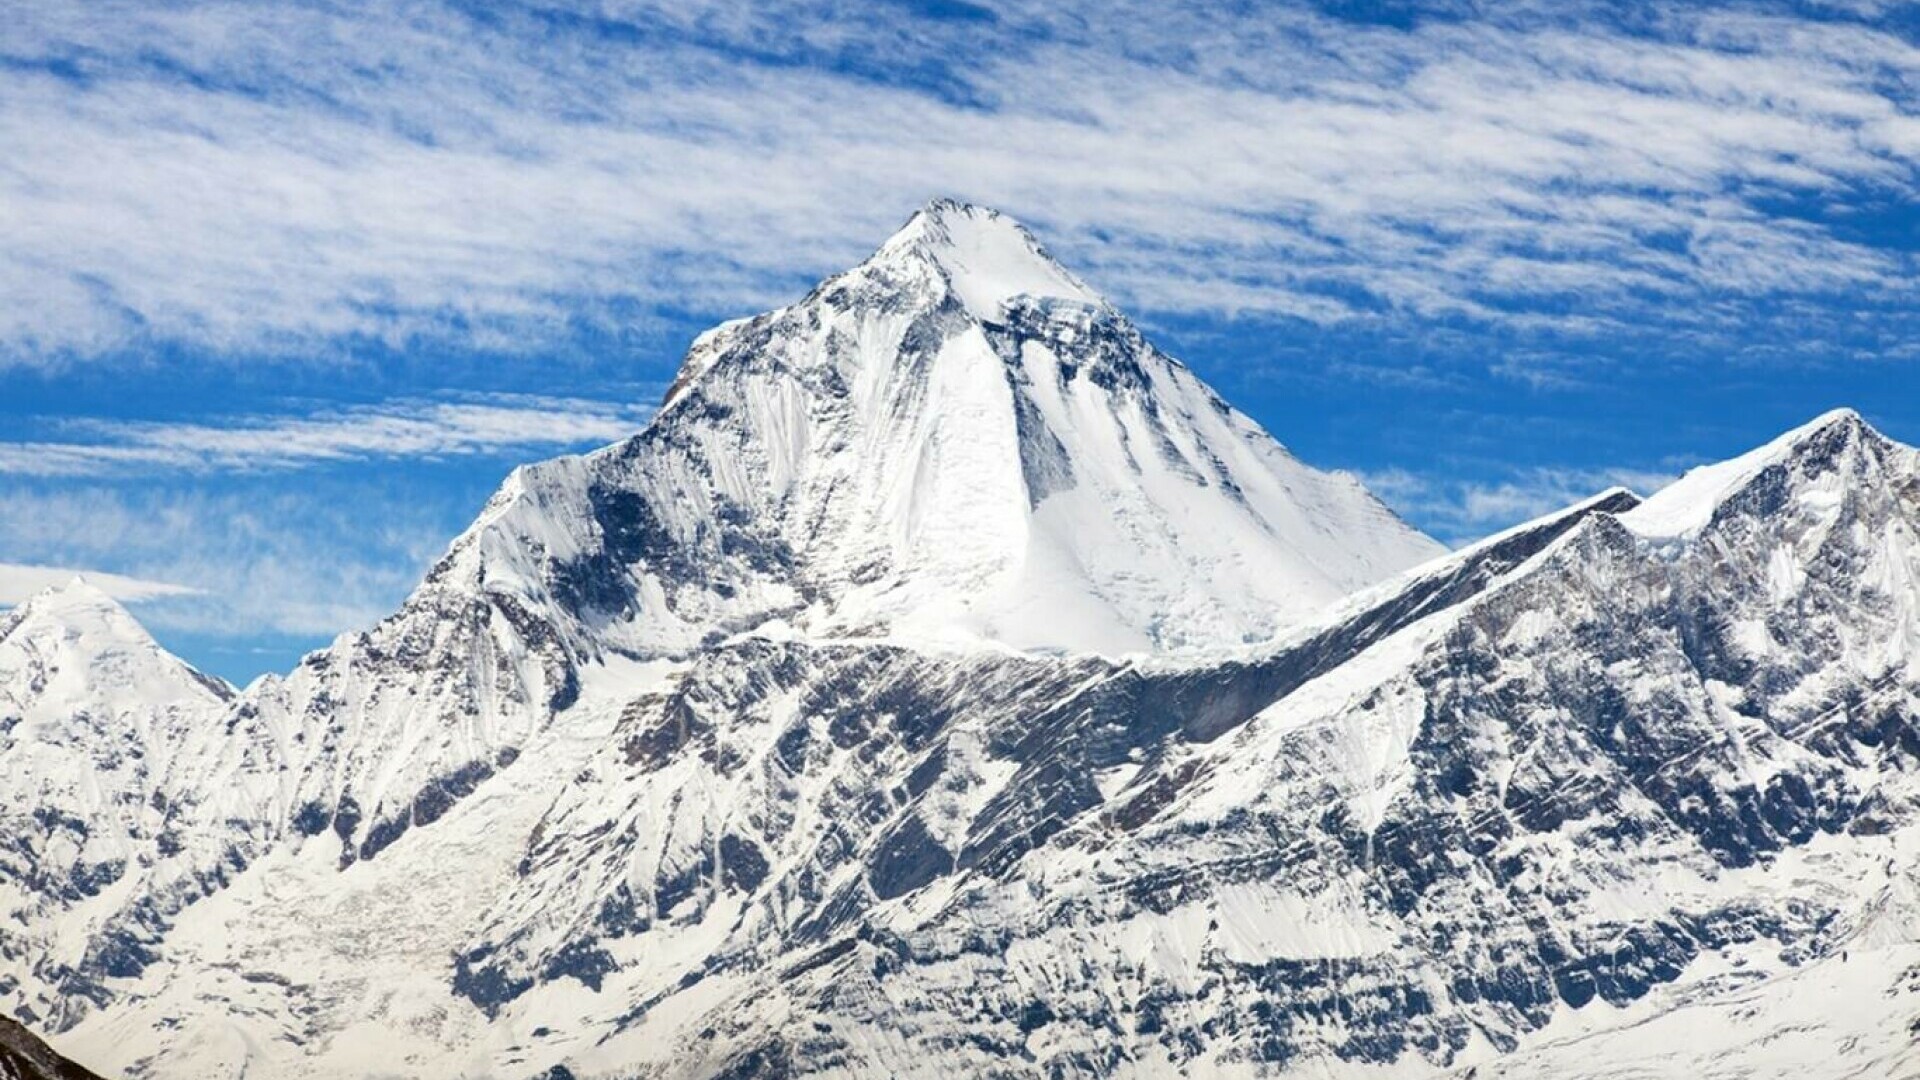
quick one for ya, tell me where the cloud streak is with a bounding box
[1364,462,1682,545]
[0,484,466,638]
[2,1,1917,364]
[0,562,202,606]
[0,394,656,476]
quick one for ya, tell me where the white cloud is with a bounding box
[0,2,1915,361]
[0,394,656,477]
[0,485,462,638]
[1365,463,1681,545]
[0,395,654,652]
[0,562,202,605]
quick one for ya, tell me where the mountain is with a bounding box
[3,206,1918,1079]
[179,198,1440,893]
[199,198,1445,888]
[0,201,1444,1075]
[434,198,1441,661]
[0,581,235,1029]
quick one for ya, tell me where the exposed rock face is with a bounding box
[3,205,1918,1080]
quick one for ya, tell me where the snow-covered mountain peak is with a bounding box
[6,575,132,630]
[425,204,1446,661]
[659,201,1092,411]
[868,199,1101,321]
[0,574,226,720]
[1623,407,1908,539]
[0,580,239,1034]
[0,578,229,707]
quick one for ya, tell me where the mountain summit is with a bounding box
[0,576,230,726]
[1622,407,1901,538]
[862,198,1104,319]
[439,199,1443,662]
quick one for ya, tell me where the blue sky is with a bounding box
[3,0,1918,682]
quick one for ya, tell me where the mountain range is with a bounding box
[2,202,1916,1079]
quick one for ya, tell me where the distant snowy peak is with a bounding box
[4,576,145,640]
[0,578,230,712]
[0,581,238,1032]
[1624,408,1914,539]
[440,199,1444,660]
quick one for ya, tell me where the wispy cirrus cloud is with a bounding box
[1364,462,1683,545]
[0,389,658,648]
[2,1,1917,365]
[0,561,202,606]
[0,484,462,639]
[0,394,657,477]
